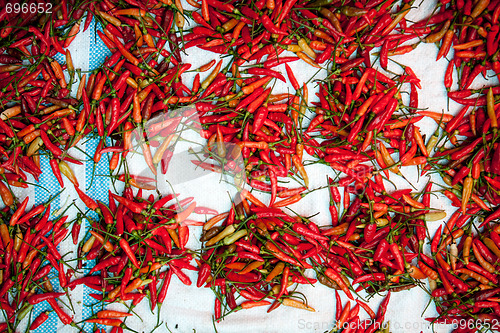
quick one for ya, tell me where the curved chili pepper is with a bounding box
[324,268,353,300]
[47,298,73,325]
[30,311,50,330]
[28,292,65,305]
[119,238,140,268]
[40,131,63,157]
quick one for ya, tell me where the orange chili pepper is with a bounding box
[483,237,500,259]
[241,76,272,95]
[0,105,21,120]
[174,202,196,224]
[469,0,491,21]
[241,300,271,309]
[379,143,399,174]
[437,28,455,60]
[139,262,162,274]
[113,35,139,65]
[461,176,473,214]
[296,51,321,68]
[238,261,264,275]
[123,277,146,294]
[167,229,181,248]
[408,265,427,279]
[401,194,425,209]
[471,193,490,211]
[413,130,428,157]
[65,49,74,74]
[436,251,451,271]
[89,231,114,252]
[292,155,309,188]
[453,39,484,50]
[272,194,302,208]
[463,235,472,265]
[237,141,268,150]
[203,212,229,230]
[114,8,146,16]
[109,152,120,171]
[0,180,13,206]
[197,59,216,73]
[201,60,223,89]
[50,60,66,88]
[232,21,245,40]
[454,268,490,285]
[185,0,201,8]
[282,298,315,312]
[335,301,350,329]
[141,142,157,176]
[265,262,285,282]
[58,160,79,186]
[133,24,143,47]
[240,189,266,207]
[418,111,453,122]
[487,87,498,131]
[225,262,246,270]
[298,39,316,59]
[438,228,464,252]
[472,243,496,273]
[443,210,461,235]
[97,10,122,26]
[423,20,451,43]
[0,223,11,249]
[201,0,209,21]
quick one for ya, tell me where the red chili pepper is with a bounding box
[169,262,192,285]
[90,256,121,274]
[111,193,144,214]
[47,298,73,325]
[149,274,158,310]
[376,291,391,321]
[0,279,14,298]
[41,130,63,157]
[157,268,173,307]
[32,264,52,282]
[214,297,222,322]
[75,186,99,210]
[30,311,50,330]
[86,318,123,327]
[437,268,454,295]
[268,266,290,313]
[119,238,140,269]
[9,197,28,226]
[324,268,353,300]
[28,292,66,305]
[293,223,328,241]
[481,205,500,227]
[197,263,211,288]
[352,273,386,285]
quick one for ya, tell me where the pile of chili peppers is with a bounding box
[332,291,391,333]
[397,1,500,331]
[198,186,443,320]
[0,3,86,205]
[1,0,500,332]
[425,222,500,331]
[199,195,320,319]
[72,189,200,331]
[0,198,75,330]
[186,0,431,202]
[320,183,447,293]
